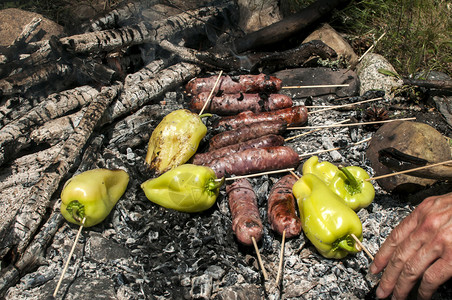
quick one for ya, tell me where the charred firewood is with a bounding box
[0,84,121,264]
[59,4,234,54]
[0,85,99,167]
[123,58,171,87]
[81,1,158,33]
[0,96,43,129]
[232,0,351,53]
[103,62,201,123]
[250,40,337,73]
[72,57,117,85]
[0,62,73,99]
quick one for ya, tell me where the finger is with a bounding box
[370,211,420,274]
[391,240,443,299]
[417,257,452,300]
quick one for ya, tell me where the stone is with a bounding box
[366,121,451,194]
[303,23,359,68]
[237,0,282,33]
[0,8,64,47]
[356,53,403,98]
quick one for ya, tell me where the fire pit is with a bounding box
[1,1,451,299]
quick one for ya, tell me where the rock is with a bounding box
[0,8,64,47]
[273,67,359,99]
[366,121,451,194]
[303,23,359,68]
[356,53,403,98]
[237,0,282,33]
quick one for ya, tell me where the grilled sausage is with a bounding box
[215,105,308,130]
[226,178,263,246]
[192,134,285,166]
[189,92,293,115]
[209,120,287,150]
[206,146,300,178]
[185,74,283,95]
[267,174,302,238]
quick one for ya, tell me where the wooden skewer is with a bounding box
[290,170,300,180]
[252,236,269,280]
[288,117,416,130]
[299,137,372,159]
[275,229,286,286]
[351,233,374,261]
[220,168,295,182]
[366,159,452,181]
[307,97,383,115]
[53,217,86,298]
[359,32,387,62]
[199,70,223,116]
[284,119,351,142]
[282,84,350,89]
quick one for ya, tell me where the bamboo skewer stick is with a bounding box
[351,233,374,261]
[199,70,223,116]
[288,117,416,130]
[282,84,350,89]
[219,168,295,182]
[275,230,286,286]
[53,217,86,298]
[252,236,269,281]
[359,32,386,62]
[299,137,372,159]
[307,97,383,115]
[284,119,351,142]
[366,159,452,181]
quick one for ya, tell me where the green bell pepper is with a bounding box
[302,156,375,211]
[329,166,375,211]
[61,169,129,227]
[145,109,208,174]
[293,173,363,259]
[141,164,224,213]
[302,155,339,185]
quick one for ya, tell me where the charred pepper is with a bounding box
[293,173,363,259]
[60,169,129,227]
[141,164,224,213]
[145,109,208,174]
[302,156,375,210]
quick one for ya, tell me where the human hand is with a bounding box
[369,192,452,299]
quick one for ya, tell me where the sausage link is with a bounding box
[209,120,287,150]
[226,178,263,246]
[189,92,293,115]
[215,105,308,130]
[185,74,283,95]
[192,134,285,166]
[267,174,302,238]
[206,146,300,178]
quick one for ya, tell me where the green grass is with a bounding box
[331,0,452,77]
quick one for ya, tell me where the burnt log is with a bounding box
[0,85,99,166]
[0,84,121,263]
[232,0,351,53]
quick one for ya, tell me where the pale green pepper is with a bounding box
[60,169,129,227]
[145,109,208,174]
[141,164,224,213]
[293,173,363,259]
[302,156,375,211]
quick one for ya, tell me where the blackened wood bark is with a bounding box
[103,62,201,123]
[0,85,99,166]
[0,84,121,262]
[402,78,452,91]
[233,0,351,53]
[60,4,232,54]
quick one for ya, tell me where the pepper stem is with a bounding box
[208,177,225,191]
[199,113,212,119]
[336,236,357,253]
[338,166,361,195]
[66,200,86,223]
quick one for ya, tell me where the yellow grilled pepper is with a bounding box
[60,169,129,227]
[293,173,363,259]
[145,109,208,174]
